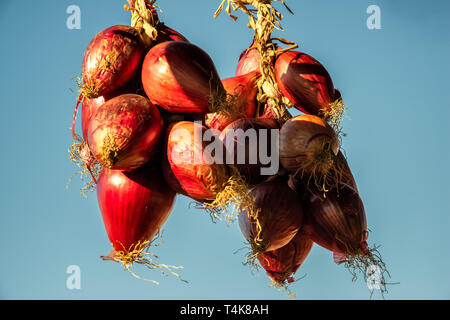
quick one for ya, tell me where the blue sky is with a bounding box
[0,0,449,299]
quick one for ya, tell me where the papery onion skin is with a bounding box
[141,41,226,114]
[164,121,228,201]
[279,114,339,174]
[81,25,145,98]
[257,228,313,284]
[302,182,369,261]
[239,175,304,253]
[275,51,335,115]
[88,94,163,171]
[220,118,279,186]
[236,40,260,77]
[205,70,259,131]
[97,162,175,252]
[257,102,278,120]
[256,101,294,121]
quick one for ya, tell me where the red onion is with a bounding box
[164,121,253,221]
[81,25,145,99]
[81,79,142,141]
[275,51,336,115]
[220,118,279,186]
[279,114,341,190]
[97,161,175,272]
[302,183,367,262]
[302,182,388,290]
[205,70,259,131]
[88,94,163,171]
[163,121,228,201]
[141,41,226,114]
[257,228,313,285]
[239,175,304,254]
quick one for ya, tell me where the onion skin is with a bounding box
[82,25,145,98]
[97,162,175,252]
[336,151,358,192]
[257,228,313,284]
[257,101,293,121]
[81,80,142,141]
[275,51,335,115]
[164,121,228,200]
[236,41,260,76]
[88,94,163,171]
[142,41,226,114]
[334,89,342,101]
[205,71,259,131]
[288,150,358,197]
[302,183,368,262]
[279,114,339,174]
[82,96,106,141]
[257,102,278,120]
[220,118,279,186]
[156,23,189,43]
[239,175,304,253]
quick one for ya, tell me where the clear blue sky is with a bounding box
[0,0,449,299]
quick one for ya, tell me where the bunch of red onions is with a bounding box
[68,0,194,282]
[230,39,387,292]
[66,0,388,295]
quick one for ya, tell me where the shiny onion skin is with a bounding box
[141,41,226,114]
[279,114,339,174]
[236,40,260,76]
[163,121,228,201]
[336,151,358,192]
[97,162,175,253]
[257,228,313,284]
[302,183,368,264]
[239,175,304,253]
[275,51,336,115]
[156,23,189,43]
[205,71,259,131]
[220,118,279,186]
[88,94,163,171]
[81,25,145,98]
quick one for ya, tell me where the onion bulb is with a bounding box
[88,94,163,171]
